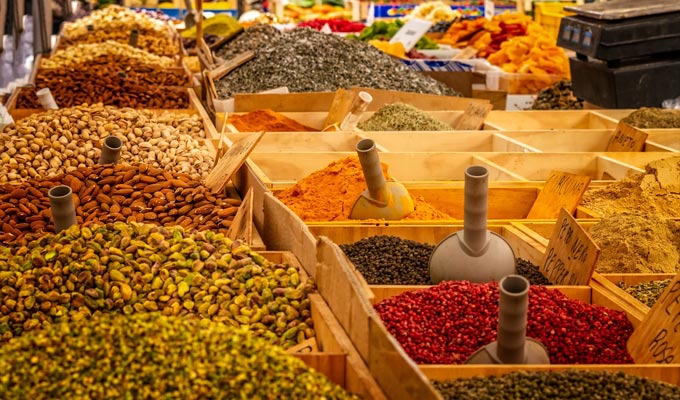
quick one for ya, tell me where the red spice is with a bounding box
[374,281,634,365]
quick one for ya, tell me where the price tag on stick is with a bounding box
[606,122,648,152]
[527,171,591,219]
[389,18,433,53]
[628,274,680,364]
[539,208,600,286]
[204,131,265,194]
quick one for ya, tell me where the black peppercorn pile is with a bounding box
[340,235,434,285]
[531,79,583,110]
[340,235,552,286]
[434,370,680,400]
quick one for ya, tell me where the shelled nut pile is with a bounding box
[0,164,241,241]
[0,223,316,348]
[0,104,212,183]
[0,313,357,399]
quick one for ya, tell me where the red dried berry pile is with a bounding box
[375,281,634,365]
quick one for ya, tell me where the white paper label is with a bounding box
[484,0,495,20]
[389,18,433,53]
[366,3,375,26]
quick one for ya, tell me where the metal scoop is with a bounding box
[349,138,414,220]
[429,165,516,283]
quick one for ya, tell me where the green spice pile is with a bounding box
[214,23,281,61]
[589,213,679,274]
[0,222,315,348]
[433,370,680,400]
[340,235,551,285]
[617,279,672,308]
[357,103,453,131]
[531,79,583,110]
[216,28,460,98]
[0,312,359,399]
[621,107,680,129]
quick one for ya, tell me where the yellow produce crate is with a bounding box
[534,2,577,40]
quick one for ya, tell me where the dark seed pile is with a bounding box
[340,235,434,285]
[617,279,672,308]
[213,23,281,61]
[0,312,359,399]
[531,79,583,110]
[340,236,551,286]
[434,370,680,400]
[215,28,461,98]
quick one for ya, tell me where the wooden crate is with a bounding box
[485,110,619,131]
[645,129,680,152]
[368,284,680,386]
[595,273,676,318]
[6,88,218,140]
[260,251,386,399]
[246,152,648,187]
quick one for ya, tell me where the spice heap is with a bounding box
[531,79,583,110]
[618,279,672,308]
[581,156,680,217]
[434,370,680,400]
[589,214,679,274]
[0,104,212,183]
[340,235,551,286]
[357,103,452,131]
[216,28,460,98]
[0,164,241,241]
[375,280,633,364]
[214,24,281,61]
[0,313,358,399]
[0,222,316,348]
[621,107,680,129]
[228,109,317,132]
[275,157,452,221]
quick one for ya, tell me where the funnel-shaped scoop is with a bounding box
[49,185,77,233]
[99,136,122,165]
[466,275,550,364]
[429,165,515,283]
[349,138,414,220]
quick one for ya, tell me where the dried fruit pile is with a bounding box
[375,280,633,364]
[0,313,358,399]
[0,223,316,348]
[0,164,241,241]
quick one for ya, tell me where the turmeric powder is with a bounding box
[228,109,317,132]
[275,156,452,221]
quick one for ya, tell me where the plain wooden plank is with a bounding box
[295,354,346,387]
[486,110,619,130]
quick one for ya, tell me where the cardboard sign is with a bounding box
[389,18,433,53]
[227,187,253,244]
[527,171,591,219]
[196,36,215,70]
[484,0,495,19]
[323,88,355,131]
[606,122,648,152]
[539,208,600,285]
[628,274,680,364]
[205,131,265,194]
[0,104,14,130]
[454,102,493,130]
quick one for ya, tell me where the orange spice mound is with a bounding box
[227,109,318,132]
[275,156,452,222]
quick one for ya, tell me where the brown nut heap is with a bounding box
[0,104,211,183]
[0,163,241,241]
[41,41,178,69]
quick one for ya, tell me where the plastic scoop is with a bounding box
[349,138,414,220]
[429,165,516,283]
[99,136,122,165]
[466,275,550,365]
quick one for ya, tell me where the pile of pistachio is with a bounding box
[0,312,359,399]
[0,222,315,349]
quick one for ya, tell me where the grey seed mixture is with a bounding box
[434,370,680,400]
[215,28,461,98]
[213,24,281,61]
[357,103,452,131]
[617,279,672,308]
